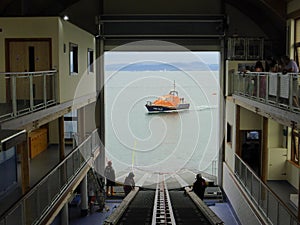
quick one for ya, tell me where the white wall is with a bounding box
[58,19,96,103]
[225,98,236,171]
[223,163,264,225]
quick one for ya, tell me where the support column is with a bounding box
[95,21,106,178]
[81,175,89,216]
[58,116,65,161]
[61,203,69,225]
[19,138,30,194]
[261,117,268,183]
[235,105,241,156]
[78,108,86,144]
[298,167,300,221]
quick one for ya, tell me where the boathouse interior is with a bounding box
[0,0,300,225]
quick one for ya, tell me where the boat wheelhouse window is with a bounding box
[169,91,178,96]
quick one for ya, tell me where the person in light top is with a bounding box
[104,161,115,196]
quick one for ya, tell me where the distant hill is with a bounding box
[105,61,219,71]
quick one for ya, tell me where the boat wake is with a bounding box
[193,105,218,111]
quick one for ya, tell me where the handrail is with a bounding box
[0,129,100,225]
[0,70,57,75]
[234,153,299,224]
[0,70,57,121]
[232,71,300,114]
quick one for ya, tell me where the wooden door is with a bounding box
[5,39,51,100]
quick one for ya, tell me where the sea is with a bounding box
[104,70,221,183]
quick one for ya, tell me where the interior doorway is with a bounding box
[240,130,261,176]
[5,38,52,101]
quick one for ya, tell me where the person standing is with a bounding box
[104,161,115,196]
[282,55,300,107]
[282,55,299,73]
[191,173,207,200]
[123,172,135,196]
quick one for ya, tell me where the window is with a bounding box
[291,128,299,165]
[227,123,232,144]
[64,110,78,145]
[69,43,78,75]
[87,48,94,73]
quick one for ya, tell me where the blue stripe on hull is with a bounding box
[145,104,190,112]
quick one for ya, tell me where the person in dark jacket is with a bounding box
[123,172,135,196]
[191,173,207,200]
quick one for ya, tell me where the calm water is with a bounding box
[104,71,220,182]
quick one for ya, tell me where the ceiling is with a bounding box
[0,0,287,55]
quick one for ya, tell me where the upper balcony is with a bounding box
[0,70,57,121]
[0,17,97,125]
[230,71,300,127]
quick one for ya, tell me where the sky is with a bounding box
[104,51,220,66]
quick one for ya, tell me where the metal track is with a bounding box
[151,177,176,225]
[108,175,223,225]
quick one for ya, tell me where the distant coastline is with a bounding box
[105,61,219,71]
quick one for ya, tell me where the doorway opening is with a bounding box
[103,50,221,186]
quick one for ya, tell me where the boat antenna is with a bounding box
[173,80,175,91]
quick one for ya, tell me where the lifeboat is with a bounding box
[145,82,190,113]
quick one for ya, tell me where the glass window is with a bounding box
[227,123,232,144]
[88,48,94,73]
[69,43,78,75]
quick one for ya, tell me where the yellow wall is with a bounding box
[0,17,59,103]
[267,120,283,148]
[240,108,262,130]
[58,20,96,103]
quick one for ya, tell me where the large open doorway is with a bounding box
[103,47,221,186]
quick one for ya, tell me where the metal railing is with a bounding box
[232,72,300,113]
[234,154,299,225]
[0,129,101,225]
[0,70,57,121]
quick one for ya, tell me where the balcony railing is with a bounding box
[0,70,57,121]
[232,72,300,113]
[234,154,299,225]
[0,129,101,225]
